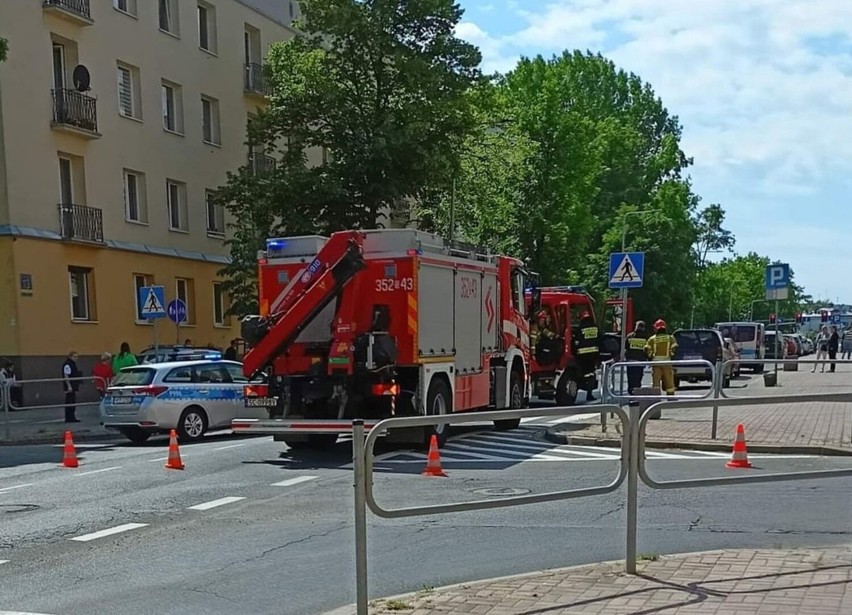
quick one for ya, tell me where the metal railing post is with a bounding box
[352,419,369,615]
[600,361,609,433]
[2,381,9,442]
[625,402,640,574]
[711,360,722,440]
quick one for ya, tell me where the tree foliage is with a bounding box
[694,203,735,267]
[216,0,482,313]
[0,38,8,62]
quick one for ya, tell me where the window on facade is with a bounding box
[161,81,183,133]
[166,180,187,231]
[114,0,137,16]
[176,278,195,324]
[69,267,94,321]
[205,190,224,236]
[213,282,229,326]
[201,95,220,145]
[133,274,153,321]
[117,62,141,119]
[159,0,179,35]
[58,156,74,204]
[52,43,66,90]
[198,2,217,53]
[123,169,146,223]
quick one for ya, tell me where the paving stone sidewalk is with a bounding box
[359,545,852,614]
[550,366,852,454]
[0,403,114,445]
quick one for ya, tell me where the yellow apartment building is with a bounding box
[0,0,300,391]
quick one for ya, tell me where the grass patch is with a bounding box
[637,553,660,562]
[384,599,413,611]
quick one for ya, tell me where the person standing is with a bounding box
[575,311,600,401]
[112,342,138,373]
[62,351,81,423]
[828,326,840,373]
[625,320,647,396]
[842,329,852,361]
[813,326,829,373]
[224,339,239,361]
[92,353,114,400]
[645,320,678,396]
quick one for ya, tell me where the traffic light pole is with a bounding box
[774,298,779,377]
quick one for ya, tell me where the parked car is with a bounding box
[784,335,802,358]
[723,337,742,377]
[137,346,222,364]
[673,328,732,388]
[763,331,787,360]
[100,359,264,443]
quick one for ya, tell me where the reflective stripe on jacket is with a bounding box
[626,333,647,361]
[577,326,599,355]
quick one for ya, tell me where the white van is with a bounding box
[714,322,765,372]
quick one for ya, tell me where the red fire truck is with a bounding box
[232,229,533,449]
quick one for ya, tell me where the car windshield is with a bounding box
[111,367,155,386]
[716,324,756,343]
[675,330,720,351]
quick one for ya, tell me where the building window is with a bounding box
[201,95,220,145]
[117,62,142,120]
[58,152,85,205]
[213,282,229,326]
[69,267,94,321]
[205,190,224,237]
[166,180,187,231]
[197,2,217,53]
[123,169,146,223]
[161,80,184,134]
[133,274,153,322]
[159,0,180,36]
[114,0,137,17]
[176,277,195,324]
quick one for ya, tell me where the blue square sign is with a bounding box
[138,285,166,319]
[608,252,645,289]
[765,264,790,289]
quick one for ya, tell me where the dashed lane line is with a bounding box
[271,476,319,488]
[72,466,122,477]
[0,560,9,565]
[70,523,149,542]
[213,443,247,451]
[0,611,57,615]
[0,483,35,494]
[187,496,246,511]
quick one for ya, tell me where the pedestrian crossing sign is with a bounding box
[138,285,167,319]
[608,252,645,289]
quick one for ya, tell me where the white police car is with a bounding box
[99,359,265,443]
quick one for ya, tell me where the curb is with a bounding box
[0,430,121,447]
[543,424,852,457]
[318,547,806,615]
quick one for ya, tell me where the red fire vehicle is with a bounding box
[233,229,533,449]
[525,288,635,405]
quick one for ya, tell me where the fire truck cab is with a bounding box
[234,229,533,449]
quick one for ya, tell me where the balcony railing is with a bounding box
[249,152,276,175]
[244,63,269,96]
[59,203,104,244]
[43,0,92,23]
[51,89,99,135]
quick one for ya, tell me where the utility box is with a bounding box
[763,372,778,387]
[783,359,798,372]
[635,386,662,419]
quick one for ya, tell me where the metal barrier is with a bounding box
[2,376,106,441]
[604,359,719,402]
[350,392,852,610]
[719,358,852,399]
[352,405,629,613]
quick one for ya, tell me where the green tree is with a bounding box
[694,203,735,267]
[0,38,8,62]
[216,0,482,314]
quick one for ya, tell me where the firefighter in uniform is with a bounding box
[625,320,647,395]
[576,311,600,401]
[645,319,678,395]
[531,310,557,364]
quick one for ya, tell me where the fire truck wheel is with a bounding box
[555,372,578,406]
[425,377,451,448]
[494,370,523,431]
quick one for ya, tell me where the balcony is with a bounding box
[43,0,93,25]
[249,152,276,175]
[59,203,104,244]
[244,63,270,97]
[51,89,100,138]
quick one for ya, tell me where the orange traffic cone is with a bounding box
[726,423,752,469]
[164,429,185,470]
[60,430,78,468]
[422,435,447,477]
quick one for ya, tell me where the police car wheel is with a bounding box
[177,406,208,442]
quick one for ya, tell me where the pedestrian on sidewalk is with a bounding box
[112,342,137,374]
[828,326,840,373]
[62,351,81,423]
[625,320,647,396]
[224,339,239,361]
[0,358,22,410]
[813,326,829,373]
[92,353,113,400]
[842,328,852,360]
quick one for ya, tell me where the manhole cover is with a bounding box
[0,504,39,514]
[472,487,530,497]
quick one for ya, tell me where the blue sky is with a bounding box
[455,0,852,303]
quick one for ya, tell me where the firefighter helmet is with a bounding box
[580,311,591,319]
[537,310,548,321]
[654,319,667,331]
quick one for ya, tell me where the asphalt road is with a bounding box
[0,416,850,615]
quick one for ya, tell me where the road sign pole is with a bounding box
[774,297,779,378]
[619,287,628,397]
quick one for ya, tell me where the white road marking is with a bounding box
[213,443,246,451]
[0,483,34,494]
[0,611,58,615]
[271,476,318,488]
[0,560,9,565]
[70,523,149,542]
[147,455,190,462]
[520,413,600,425]
[73,466,122,477]
[187,496,246,511]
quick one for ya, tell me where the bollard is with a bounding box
[711,360,722,440]
[353,420,369,615]
[625,402,640,574]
